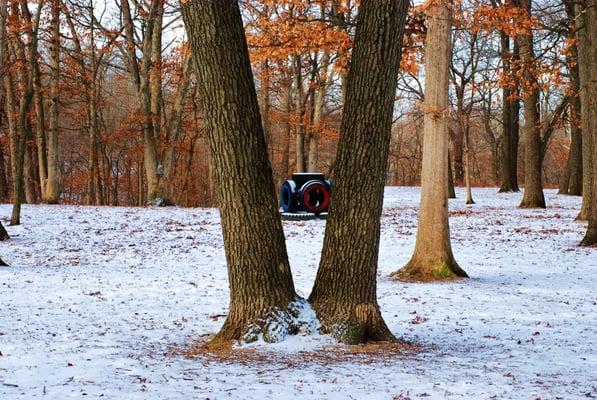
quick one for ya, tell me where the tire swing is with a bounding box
[280,180,298,213]
[279,173,332,220]
[299,180,330,214]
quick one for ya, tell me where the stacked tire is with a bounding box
[280,173,332,214]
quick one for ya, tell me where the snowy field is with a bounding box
[0,187,595,399]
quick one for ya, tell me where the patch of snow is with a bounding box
[0,187,595,399]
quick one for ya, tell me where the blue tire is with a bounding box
[280,180,298,213]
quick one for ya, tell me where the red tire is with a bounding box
[299,180,331,213]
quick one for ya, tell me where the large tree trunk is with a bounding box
[43,0,61,203]
[309,0,409,344]
[182,0,299,344]
[517,0,545,209]
[578,0,597,245]
[392,0,468,282]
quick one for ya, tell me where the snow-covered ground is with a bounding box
[0,187,595,399]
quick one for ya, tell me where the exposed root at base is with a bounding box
[311,301,396,345]
[208,298,319,346]
[579,229,597,247]
[519,199,546,209]
[391,257,469,282]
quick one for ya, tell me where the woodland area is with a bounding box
[0,0,593,210]
[0,0,596,398]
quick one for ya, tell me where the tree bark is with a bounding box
[0,221,8,241]
[392,0,468,282]
[309,0,409,344]
[9,0,42,225]
[516,0,545,209]
[576,0,594,221]
[498,31,518,193]
[578,0,597,245]
[294,55,306,173]
[307,51,330,173]
[0,0,7,202]
[182,0,298,344]
[448,150,456,198]
[509,42,521,191]
[44,0,61,203]
[464,125,474,204]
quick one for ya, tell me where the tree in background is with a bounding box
[515,0,545,208]
[578,0,596,245]
[558,1,583,197]
[391,0,469,282]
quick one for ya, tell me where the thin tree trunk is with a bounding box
[24,142,37,203]
[0,221,8,241]
[448,150,456,198]
[32,55,47,200]
[44,0,61,203]
[307,51,330,173]
[509,42,521,191]
[464,126,474,204]
[260,59,271,157]
[0,0,7,202]
[559,150,572,194]
[517,0,545,208]
[182,0,298,344]
[392,0,468,282]
[294,55,306,173]
[10,0,42,225]
[498,31,516,192]
[279,73,293,184]
[309,0,409,344]
[578,0,597,245]
[0,142,8,201]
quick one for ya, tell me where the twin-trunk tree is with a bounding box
[183,0,409,344]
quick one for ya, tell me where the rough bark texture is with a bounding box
[498,31,520,193]
[576,0,594,221]
[44,0,61,203]
[309,0,409,344]
[392,1,468,282]
[516,0,545,208]
[307,51,330,173]
[182,0,298,344]
[294,55,306,173]
[559,1,583,196]
[0,221,8,241]
[578,0,597,245]
[448,150,456,199]
[464,126,475,204]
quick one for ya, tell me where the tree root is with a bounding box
[311,301,396,345]
[391,256,468,282]
[209,298,318,346]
